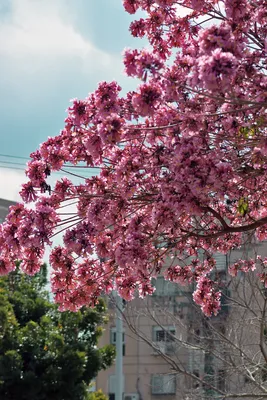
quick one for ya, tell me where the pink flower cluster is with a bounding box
[0,0,266,315]
[165,257,222,316]
[228,259,256,277]
[193,276,221,317]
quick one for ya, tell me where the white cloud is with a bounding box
[0,0,118,78]
[175,4,192,18]
[0,168,26,202]
[0,2,88,56]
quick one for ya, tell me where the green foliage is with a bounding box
[238,126,256,139]
[0,266,114,400]
[237,197,249,217]
[99,345,116,370]
[238,117,266,139]
[87,389,108,400]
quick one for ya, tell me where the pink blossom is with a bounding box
[0,258,16,275]
[123,0,140,14]
[0,0,265,316]
[193,276,221,316]
[229,259,256,276]
[225,0,251,23]
[165,265,193,285]
[20,182,38,203]
[194,49,238,91]
[97,114,124,144]
[123,49,163,80]
[132,83,162,116]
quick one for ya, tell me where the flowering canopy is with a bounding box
[0,0,266,315]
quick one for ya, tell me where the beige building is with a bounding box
[96,254,229,400]
[96,245,267,400]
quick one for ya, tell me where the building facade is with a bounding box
[0,197,16,223]
[96,245,267,400]
[96,254,229,399]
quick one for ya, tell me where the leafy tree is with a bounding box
[0,0,266,316]
[0,266,115,400]
[87,390,108,400]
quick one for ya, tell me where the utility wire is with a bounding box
[0,160,27,167]
[0,165,98,177]
[0,153,100,170]
[0,159,98,178]
[0,165,25,171]
[0,153,100,178]
[0,153,29,160]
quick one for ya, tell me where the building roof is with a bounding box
[0,198,17,207]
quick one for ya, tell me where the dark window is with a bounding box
[217,369,226,391]
[193,370,200,389]
[151,374,176,395]
[154,328,175,342]
[110,329,126,356]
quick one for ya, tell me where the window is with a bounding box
[151,374,176,395]
[219,324,226,335]
[152,276,180,296]
[188,326,201,345]
[110,327,126,356]
[193,328,201,344]
[217,369,226,391]
[213,253,227,271]
[153,326,175,342]
[188,348,205,377]
[192,370,200,389]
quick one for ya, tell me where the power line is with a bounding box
[0,153,100,177]
[0,164,98,178]
[0,153,100,169]
[0,165,98,177]
[0,165,25,171]
[0,160,27,167]
[0,153,29,160]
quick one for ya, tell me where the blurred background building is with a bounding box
[0,198,16,223]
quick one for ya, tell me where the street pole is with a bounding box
[115,294,123,400]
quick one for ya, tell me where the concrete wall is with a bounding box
[0,197,16,223]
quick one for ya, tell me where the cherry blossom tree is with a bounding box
[0,0,266,315]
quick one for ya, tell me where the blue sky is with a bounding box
[0,0,147,200]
